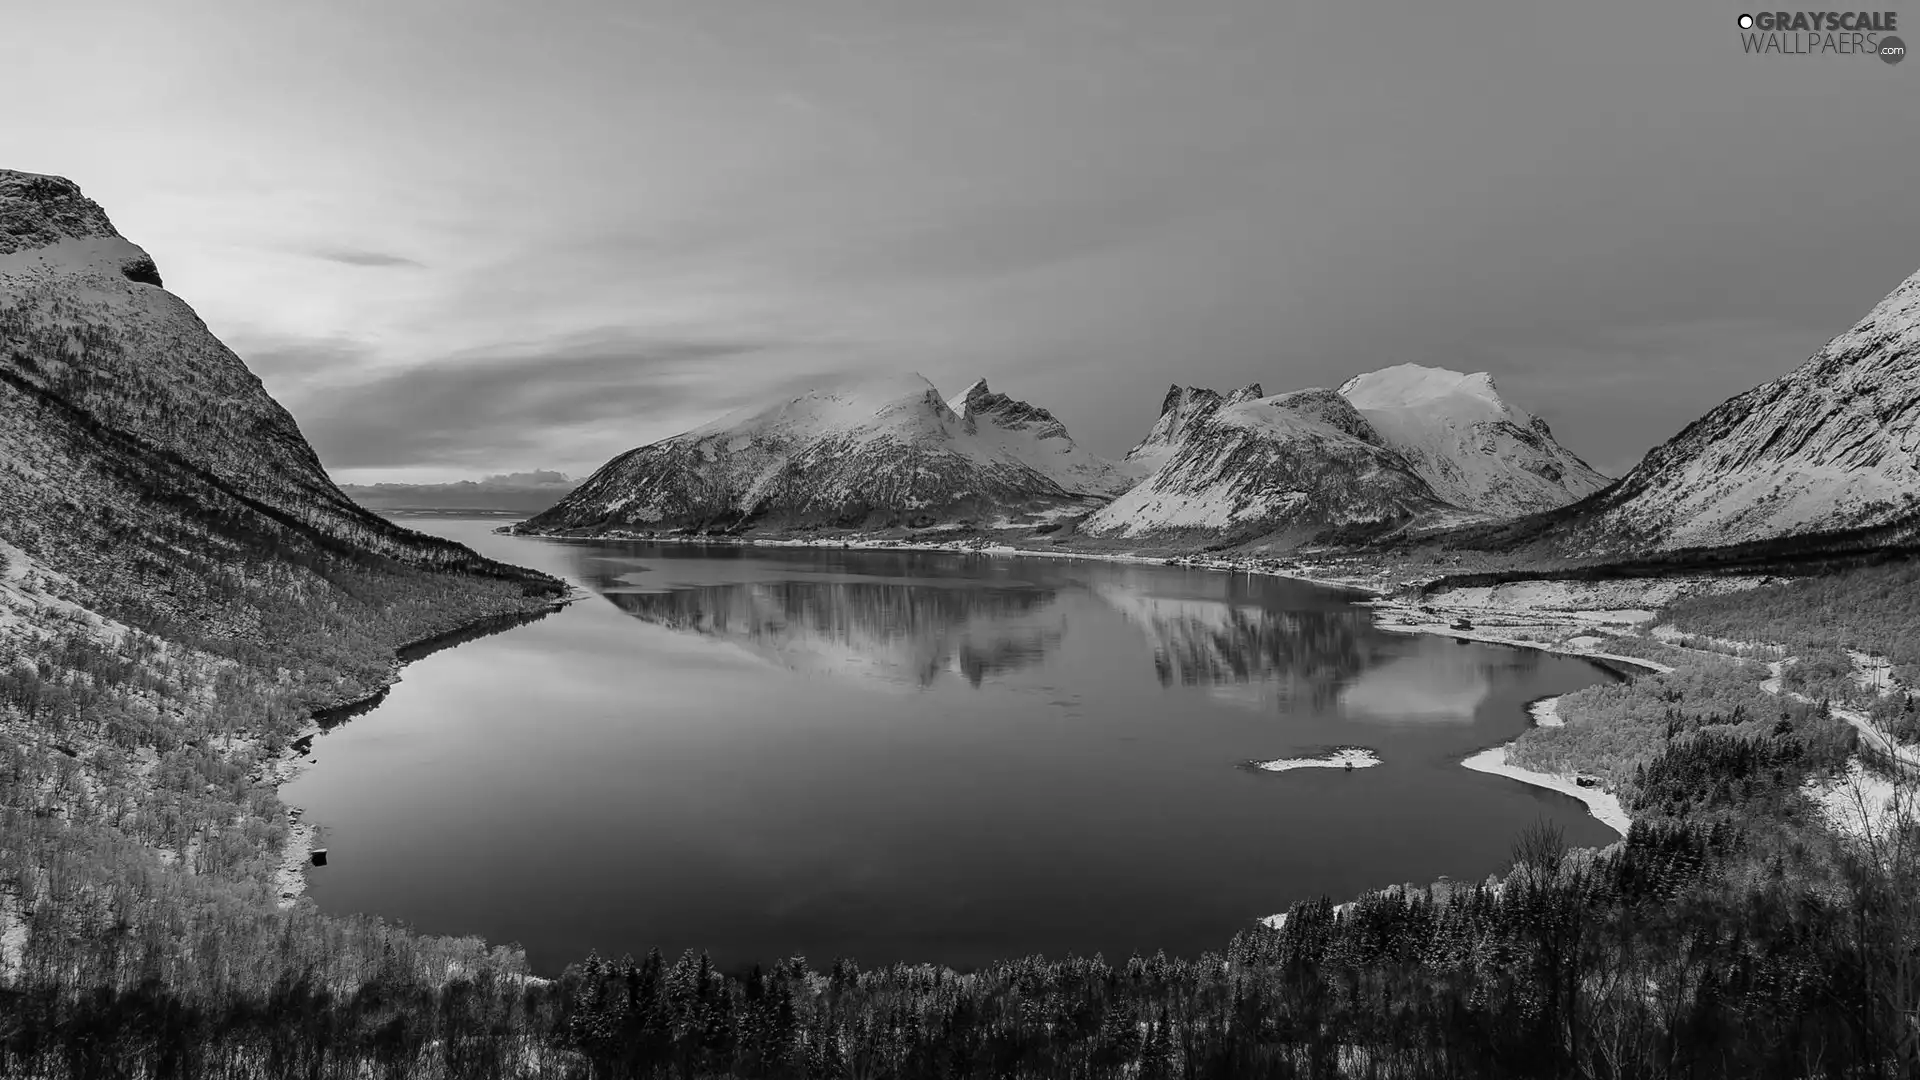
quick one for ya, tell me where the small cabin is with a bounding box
[1574,774,1601,789]
[1450,618,1474,631]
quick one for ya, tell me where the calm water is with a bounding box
[284,518,1622,974]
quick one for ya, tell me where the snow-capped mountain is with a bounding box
[1339,364,1610,517]
[0,169,522,578]
[1087,366,1609,544]
[1083,387,1448,542]
[1503,265,1920,555]
[519,374,1122,534]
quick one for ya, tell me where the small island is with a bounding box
[1250,747,1382,772]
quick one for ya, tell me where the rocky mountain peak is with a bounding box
[957,379,1062,429]
[1223,383,1266,406]
[0,170,121,254]
[1159,384,1224,417]
[0,170,163,285]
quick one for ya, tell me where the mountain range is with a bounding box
[523,264,1920,562]
[341,470,579,514]
[520,362,1614,548]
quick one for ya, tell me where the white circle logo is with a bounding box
[1738,13,1755,28]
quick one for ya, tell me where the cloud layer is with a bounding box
[10,1,1917,482]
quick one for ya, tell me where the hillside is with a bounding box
[0,169,567,1069]
[1450,265,1920,560]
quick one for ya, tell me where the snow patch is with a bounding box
[1804,761,1907,841]
[1462,744,1630,837]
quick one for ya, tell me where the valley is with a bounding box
[1,166,1916,1077]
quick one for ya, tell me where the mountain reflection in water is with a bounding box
[571,547,1369,701]
[596,577,1063,687]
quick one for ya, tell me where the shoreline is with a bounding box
[1461,744,1631,838]
[1528,695,1565,727]
[494,524,1385,597]
[267,591,582,907]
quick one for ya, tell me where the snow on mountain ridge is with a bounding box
[1088,364,1610,543]
[1338,364,1502,411]
[1529,265,1920,553]
[1338,363,1611,517]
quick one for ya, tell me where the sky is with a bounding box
[11,0,1918,482]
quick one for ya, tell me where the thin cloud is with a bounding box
[282,329,834,471]
[312,248,425,268]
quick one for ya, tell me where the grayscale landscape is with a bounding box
[2,4,1917,1078]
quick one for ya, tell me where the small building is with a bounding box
[310,849,329,867]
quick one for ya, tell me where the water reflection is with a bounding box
[595,577,1064,687]
[1093,585,1368,708]
[569,546,1377,700]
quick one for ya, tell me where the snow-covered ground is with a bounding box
[1419,575,1766,624]
[1803,762,1906,842]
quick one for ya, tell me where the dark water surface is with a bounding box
[284,518,1622,974]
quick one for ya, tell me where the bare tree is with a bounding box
[1838,738,1920,1076]
[1511,816,1569,877]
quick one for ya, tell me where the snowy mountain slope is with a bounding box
[519,374,1118,534]
[1083,388,1448,541]
[1121,383,1264,476]
[1478,265,1920,556]
[1338,364,1610,517]
[0,169,528,578]
[951,379,1132,496]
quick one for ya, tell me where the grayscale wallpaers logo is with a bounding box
[1737,11,1905,61]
